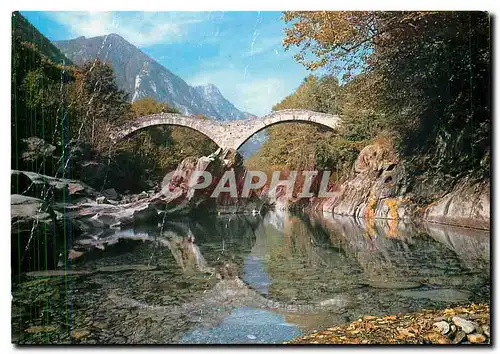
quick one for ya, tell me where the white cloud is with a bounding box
[48,11,205,47]
[188,70,298,116]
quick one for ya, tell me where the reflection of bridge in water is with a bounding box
[71,211,490,343]
[110,109,341,150]
[100,211,489,315]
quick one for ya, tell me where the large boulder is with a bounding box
[11,195,59,272]
[11,170,98,203]
[11,194,55,232]
[321,143,409,220]
[354,144,386,173]
[318,142,490,230]
[424,180,490,230]
[68,200,159,231]
[157,148,259,215]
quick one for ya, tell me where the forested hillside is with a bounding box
[248,11,490,193]
[11,12,215,192]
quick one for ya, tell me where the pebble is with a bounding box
[423,331,451,344]
[247,335,256,340]
[452,330,467,344]
[25,325,57,334]
[452,316,476,334]
[433,321,450,335]
[71,329,90,340]
[482,325,490,337]
[467,334,486,344]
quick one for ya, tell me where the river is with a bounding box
[12,210,490,344]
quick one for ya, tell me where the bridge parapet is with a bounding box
[110,109,341,150]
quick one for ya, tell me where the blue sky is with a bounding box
[21,11,313,116]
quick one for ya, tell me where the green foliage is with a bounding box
[273,75,341,114]
[11,12,217,192]
[111,98,217,192]
[11,14,75,175]
[12,11,72,65]
[69,59,131,154]
[247,74,363,179]
[131,97,180,116]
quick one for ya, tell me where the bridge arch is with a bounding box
[229,110,341,150]
[110,109,341,151]
[110,113,227,147]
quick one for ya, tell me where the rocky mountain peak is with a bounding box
[54,34,254,121]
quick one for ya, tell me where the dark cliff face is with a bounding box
[54,34,254,121]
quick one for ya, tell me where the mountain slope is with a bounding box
[194,84,255,121]
[53,34,253,121]
[13,11,73,65]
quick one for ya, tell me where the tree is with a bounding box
[69,59,130,154]
[247,74,355,176]
[131,97,179,117]
[283,11,491,179]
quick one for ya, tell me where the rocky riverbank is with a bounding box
[11,148,269,273]
[286,303,490,344]
[296,143,490,231]
[11,143,490,275]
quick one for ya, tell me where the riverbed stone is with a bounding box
[397,288,471,303]
[25,270,92,277]
[452,330,467,344]
[452,316,476,334]
[433,321,450,335]
[467,333,486,343]
[423,331,451,344]
[25,325,57,334]
[102,188,119,200]
[71,329,90,340]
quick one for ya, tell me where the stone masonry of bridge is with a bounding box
[111,109,341,151]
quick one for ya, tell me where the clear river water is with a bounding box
[12,210,490,344]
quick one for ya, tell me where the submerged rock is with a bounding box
[96,265,157,273]
[397,288,472,303]
[25,325,57,334]
[71,329,90,340]
[25,270,92,277]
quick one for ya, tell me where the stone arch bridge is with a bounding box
[111,109,341,151]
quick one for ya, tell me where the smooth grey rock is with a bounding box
[452,316,476,334]
[11,170,98,201]
[102,188,119,200]
[452,330,467,344]
[11,194,54,232]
